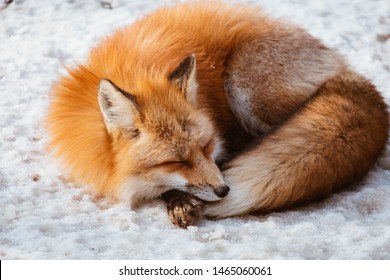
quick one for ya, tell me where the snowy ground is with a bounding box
[1,0,390,259]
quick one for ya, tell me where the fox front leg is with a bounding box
[161,190,204,229]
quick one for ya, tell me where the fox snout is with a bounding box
[214,184,230,198]
[186,183,230,202]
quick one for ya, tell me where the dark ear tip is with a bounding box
[188,53,196,62]
[184,54,196,68]
[168,54,196,82]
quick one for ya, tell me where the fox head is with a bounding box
[97,54,229,208]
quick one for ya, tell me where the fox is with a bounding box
[47,2,389,228]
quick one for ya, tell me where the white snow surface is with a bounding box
[1,0,390,260]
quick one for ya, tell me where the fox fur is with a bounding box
[47,2,389,228]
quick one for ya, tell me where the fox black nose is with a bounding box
[214,185,230,198]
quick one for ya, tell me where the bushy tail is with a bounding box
[204,72,389,218]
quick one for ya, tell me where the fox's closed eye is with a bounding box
[156,161,190,168]
[165,161,184,166]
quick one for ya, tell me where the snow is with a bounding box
[1,0,390,259]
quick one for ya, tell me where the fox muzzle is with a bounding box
[214,184,230,198]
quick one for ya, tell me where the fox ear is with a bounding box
[168,54,198,107]
[98,79,141,136]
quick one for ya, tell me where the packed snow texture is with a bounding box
[1,0,390,259]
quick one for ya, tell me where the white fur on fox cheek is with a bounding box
[160,173,188,191]
[117,176,160,208]
[117,173,188,208]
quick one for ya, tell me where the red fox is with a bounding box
[47,2,389,228]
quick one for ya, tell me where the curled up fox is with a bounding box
[47,2,389,228]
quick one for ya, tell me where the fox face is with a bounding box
[97,55,229,207]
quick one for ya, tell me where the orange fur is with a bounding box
[47,2,389,223]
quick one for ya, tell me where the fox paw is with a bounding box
[162,190,204,229]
